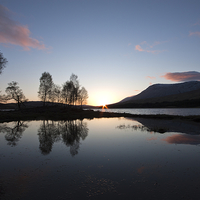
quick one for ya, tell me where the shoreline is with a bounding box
[1,106,200,123]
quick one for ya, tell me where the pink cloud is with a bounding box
[0,5,46,50]
[135,41,166,54]
[146,76,156,79]
[162,134,200,145]
[135,45,144,52]
[189,31,200,37]
[161,71,200,82]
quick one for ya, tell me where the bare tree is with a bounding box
[5,81,28,109]
[61,73,88,107]
[70,74,80,105]
[38,72,54,106]
[0,51,7,75]
[0,51,8,102]
[61,81,74,105]
[78,87,88,108]
[0,92,7,103]
[53,84,62,103]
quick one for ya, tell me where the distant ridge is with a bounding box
[110,81,200,108]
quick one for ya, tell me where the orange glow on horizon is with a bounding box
[102,105,108,109]
[88,91,117,106]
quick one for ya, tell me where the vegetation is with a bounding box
[38,72,54,106]
[38,72,88,107]
[0,51,7,75]
[1,105,200,123]
[5,81,28,109]
[0,51,8,102]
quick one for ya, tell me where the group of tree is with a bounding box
[0,51,88,108]
[38,72,88,107]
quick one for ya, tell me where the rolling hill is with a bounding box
[109,81,200,108]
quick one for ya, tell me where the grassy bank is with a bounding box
[1,106,200,123]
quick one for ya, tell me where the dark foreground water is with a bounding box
[1,118,200,200]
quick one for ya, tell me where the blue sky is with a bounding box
[0,0,200,105]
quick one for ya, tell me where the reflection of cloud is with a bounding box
[163,134,200,145]
[137,166,145,174]
[147,137,157,141]
[161,71,200,82]
[189,31,200,37]
[0,5,46,50]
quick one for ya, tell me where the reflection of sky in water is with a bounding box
[95,108,200,116]
[1,118,200,199]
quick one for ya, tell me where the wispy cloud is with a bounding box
[192,20,200,26]
[189,31,200,37]
[135,45,144,52]
[161,71,200,82]
[146,76,156,79]
[135,41,166,54]
[0,5,46,50]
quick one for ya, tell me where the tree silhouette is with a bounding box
[78,87,88,108]
[5,81,28,109]
[0,51,7,102]
[38,72,54,106]
[0,51,7,75]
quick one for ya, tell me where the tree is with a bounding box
[0,51,7,74]
[78,87,88,108]
[38,72,54,106]
[70,74,80,105]
[61,81,74,105]
[53,84,62,103]
[0,51,8,102]
[0,93,7,103]
[5,81,28,109]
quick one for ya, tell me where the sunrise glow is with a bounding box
[88,91,117,106]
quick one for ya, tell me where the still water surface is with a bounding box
[94,108,200,116]
[1,118,200,199]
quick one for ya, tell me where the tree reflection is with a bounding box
[38,120,88,156]
[116,124,168,133]
[0,121,28,146]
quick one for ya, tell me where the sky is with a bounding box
[0,0,200,106]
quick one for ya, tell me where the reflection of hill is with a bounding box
[38,120,88,156]
[0,121,28,146]
[118,118,200,145]
[132,118,200,135]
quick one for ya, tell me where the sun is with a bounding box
[90,91,117,107]
[98,98,108,107]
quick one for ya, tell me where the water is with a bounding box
[93,108,200,116]
[1,118,200,199]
